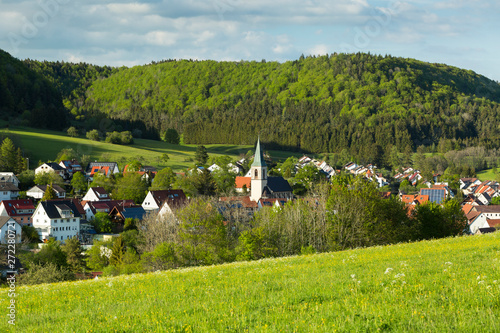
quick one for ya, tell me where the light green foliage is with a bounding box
[126,159,142,172]
[0,137,26,173]
[85,239,113,271]
[86,129,100,141]
[34,171,65,187]
[177,198,232,265]
[67,127,78,137]
[56,148,78,162]
[293,164,322,191]
[92,212,113,234]
[150,167,176,190]
[112,172,148,204]
[17,262,74,285]
[90,173,115,193]
[41,184,57,201]
[5,233,500,331]
[70,171,87,194]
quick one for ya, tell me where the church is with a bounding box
[249,138,294,202]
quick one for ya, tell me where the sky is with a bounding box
[1,0,499,81]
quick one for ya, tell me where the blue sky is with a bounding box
[1,0,499,81]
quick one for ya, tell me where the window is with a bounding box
[254,169,258,178]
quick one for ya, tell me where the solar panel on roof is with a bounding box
[420,189,445,204]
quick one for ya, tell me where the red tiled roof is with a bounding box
[219,196,258,208]
[0,199,35,216]
[235,176,251,189]
[486,219,500,228]
[462,204,474,216]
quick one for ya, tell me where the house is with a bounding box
[235,176,251,193]
[258,198,289,210]
[109,205,146,232]
[83,200,135,221]
[0,183,20,200]
[467,206,500,234]
[82,187,110,202]
[85,162,120,179]
[142,189,187,215]
[250,138,293,202]
[218,196,259,221]
[35,162,67,179]
[32,200,82,243]
[0,199,36,226]
[59,159,83,178]
[401,194,429,206]
[27,185,66,199]
[419,188,446,204]
[0,172,20,188]
[0,217,21,244]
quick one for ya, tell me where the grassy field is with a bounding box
[1,127,302,172]
[1,233,499,332]
[477,168,497,182]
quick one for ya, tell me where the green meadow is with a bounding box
[477,168,497,182]
[2,232,499,332]
[1,127,302,172]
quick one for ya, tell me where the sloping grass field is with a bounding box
[2,232,499,332]
[1,127,302,171]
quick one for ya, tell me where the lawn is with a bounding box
[477,168,497,182]
[1,127,302,172]
[1,232,499,332]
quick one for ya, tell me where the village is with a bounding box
[1,138,498,253]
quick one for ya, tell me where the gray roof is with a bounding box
[0,183,20,191]
[0,216,17,229]
[40,200,82,219]
[266,177,293,193]
[251,138,267,168]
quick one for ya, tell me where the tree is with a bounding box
[90,173,115,193]
[150,167,176,190]
[62,237,84,272]
[56,148,78,162]
[86,129,100,141]
[70,171,87,194]
[161,153,170,165]
[33,238,68,268]
[67,126,78,137]
[0,138,18,172]
[92,212,113,233]
[34,171,65,187]
[109,236,125,266]
[112,172,148,203]
[191,168,217,196]
[42,184,57,201]
[126,160,142,172]
[195,145,209,166]
[86,239,112,271]
[18,263,74,285]
[120,131,134,144]
[22,225,40,243]
[164,128,180,144]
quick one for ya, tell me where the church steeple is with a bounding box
[250,137,267,202]
[251,137,267,168]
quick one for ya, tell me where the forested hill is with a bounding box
[0,50,67,129]
[12,52,500,159]
[79,54,500,155]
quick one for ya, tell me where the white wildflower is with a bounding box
[351,274,356,279]
[384,268,393,274]
[445,262,452,265]
[395,273,405,279]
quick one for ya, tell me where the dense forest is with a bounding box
[3,49,500,159]
[0,50,67,129]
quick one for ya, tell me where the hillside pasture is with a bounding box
[0,127,302,171]
[1,233,499,332]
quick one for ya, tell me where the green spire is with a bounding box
[251,137,267,167]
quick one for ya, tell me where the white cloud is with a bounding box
[106,3,152,15]
[145,30,178,46]
[307,44,329,56]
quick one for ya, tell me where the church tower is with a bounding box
[250,138,267,202]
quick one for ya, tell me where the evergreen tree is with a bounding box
[195,145,209,166]
[42,184,57,201]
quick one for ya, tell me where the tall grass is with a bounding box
[1,232,499,332]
